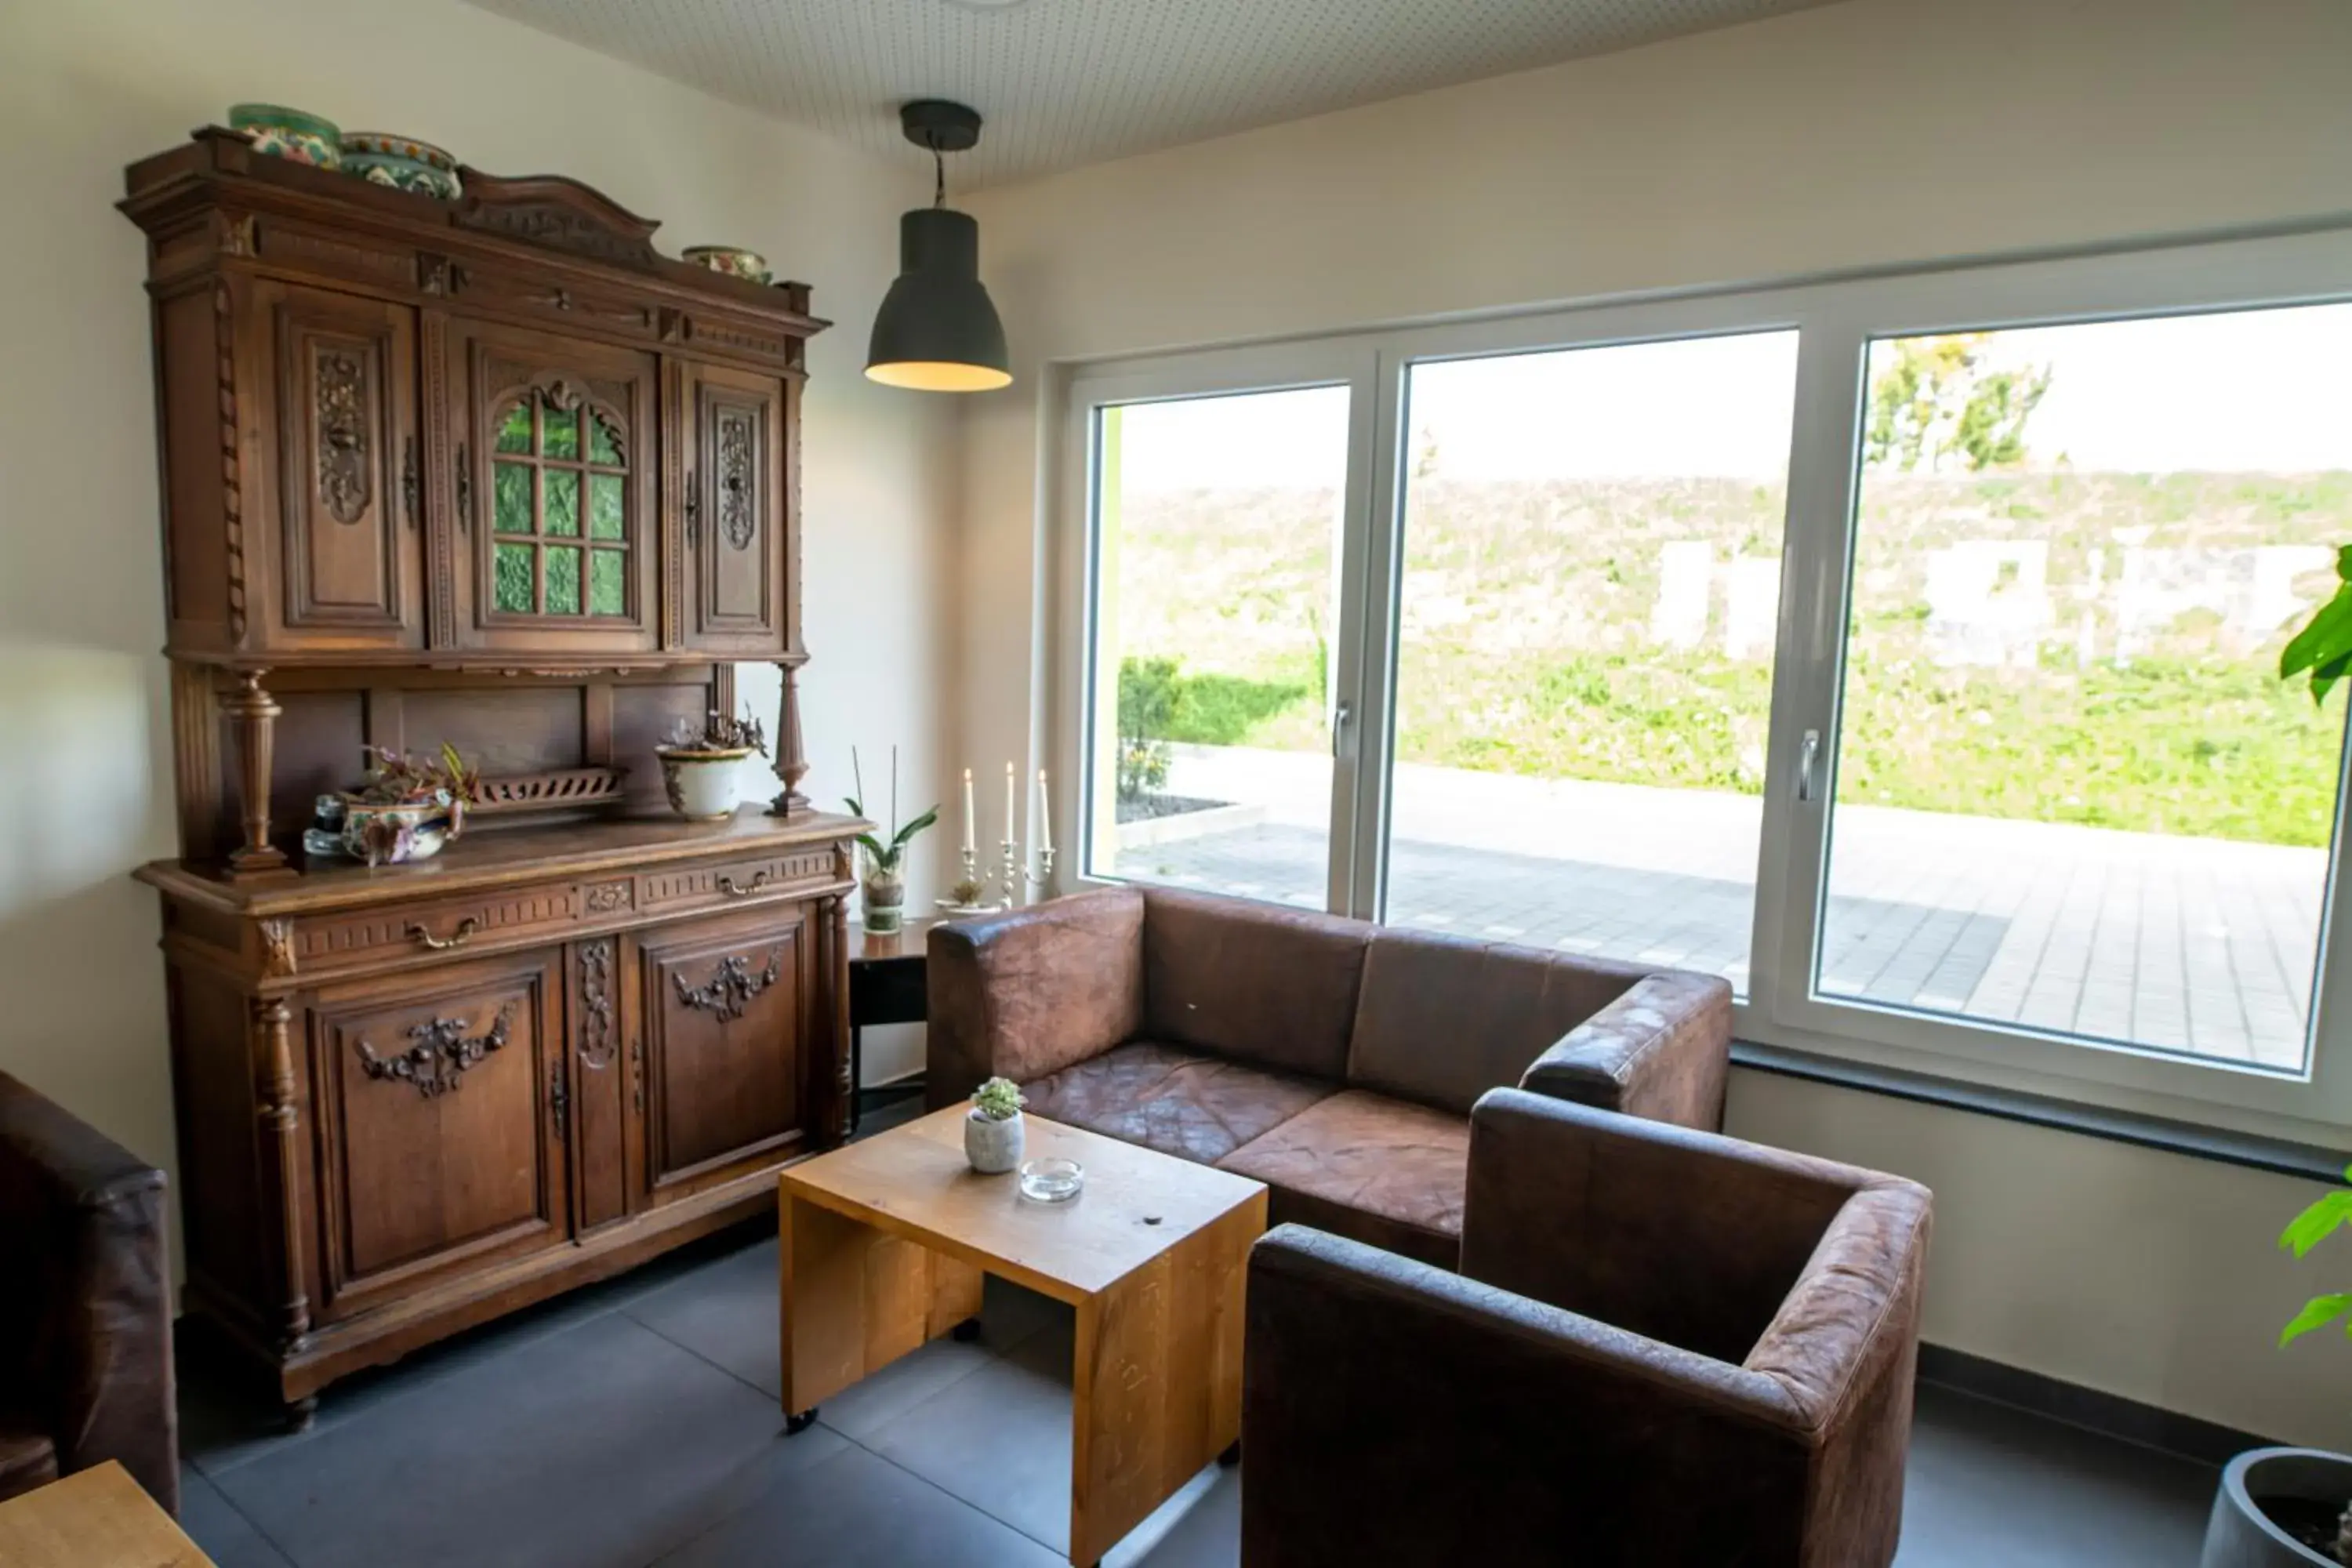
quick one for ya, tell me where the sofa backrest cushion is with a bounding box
[1141,887,1370,1080]
[1347,930,1644,1114]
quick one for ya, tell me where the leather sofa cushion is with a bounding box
[1218,1091,1468,1269]
[1021,1041,1337,1166]
[1347,929,1644,1114]
[0,1425,58,1504]
[1141,887,1371,1080]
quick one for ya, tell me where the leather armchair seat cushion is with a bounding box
[1140,889,1371,1080]
[1217,1091,1468,1269]
[0,1426,59,1504]
[1021,1041,1338,1166]
[1346,930,1645,1116]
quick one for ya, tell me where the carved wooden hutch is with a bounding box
[122,130,865,1423]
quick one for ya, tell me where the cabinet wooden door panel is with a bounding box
[439,316,659,655]
[253,281,423,649]
[567,935,633,1233]
[632,904,813,1204]
[680,361,789,655]
[306,949,569,1320]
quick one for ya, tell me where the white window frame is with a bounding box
[1051,221,2352,1145]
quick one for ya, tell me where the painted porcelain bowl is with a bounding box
[337,798,452,867]
[681,246,772,285]
[340,131,463,200]
[229,103,342,170]
[655,746,754,822]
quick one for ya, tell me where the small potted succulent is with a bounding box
[334,743,477,866]
[966,1076,1026,1174]
[656,710,767,822]
[844,746,938,935]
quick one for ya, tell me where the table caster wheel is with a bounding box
[785,1407,820,1436]
[950,1317,983,1344]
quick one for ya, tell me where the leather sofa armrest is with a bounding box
[1242,1224,1818,1568]
[0,1073,176,1515]
[925,885,1147,1109]
[1519,970,1731,1129]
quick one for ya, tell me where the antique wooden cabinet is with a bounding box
[122,130,863,1422]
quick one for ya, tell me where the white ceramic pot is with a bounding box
[965,1110,1025,1174]
[2204,1448,2352,1566]
[656,746,753,822]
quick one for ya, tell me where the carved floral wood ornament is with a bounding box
[356,1004,517,1098]
[719,409,754,550]
[315,347,371,524]
[674,949,783,1022]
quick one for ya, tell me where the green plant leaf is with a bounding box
[844,794,866,818]
[2281,1292,2352,1346]
[891,805,941,851]
[2278,586,2352,703]
[2281,1190,2352,1258]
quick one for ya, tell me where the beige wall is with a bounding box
[0,0,957,1258]
[959,0,2352,1444]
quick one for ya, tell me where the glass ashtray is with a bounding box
[1018,1156,1083,1203]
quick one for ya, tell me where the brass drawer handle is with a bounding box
[717,869,771,898]
[405,916,481,951]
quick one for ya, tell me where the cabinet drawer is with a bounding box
[635,845,840,918]
[294,884,581,973]
[447,259,662,342]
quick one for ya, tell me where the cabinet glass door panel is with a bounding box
[445,318,657,652]
[1082,386,1353,908]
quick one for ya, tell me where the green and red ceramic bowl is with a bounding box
[229,103,342,170]
[681,246,772,285]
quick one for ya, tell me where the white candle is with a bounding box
[961,768,975,853]
[1004,761,1016,843]
[1037,768,1052,854]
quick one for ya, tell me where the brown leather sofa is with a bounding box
[927,884,1732,1267]
[0,1072,177,1514]
[1242,1087,1933,1568]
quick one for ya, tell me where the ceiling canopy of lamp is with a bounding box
[866,100,1012,393]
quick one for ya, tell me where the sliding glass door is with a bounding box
[1068,225,2352,1133]
[1383,332,1798,990]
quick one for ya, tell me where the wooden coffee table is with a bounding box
[0,1463,214,1567]
[779,1107,1268,1566]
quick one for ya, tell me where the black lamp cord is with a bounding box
[930,138,946,209]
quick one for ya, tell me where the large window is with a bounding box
[1819,307,2352,1072]
[1386,333,1798,991]
[1066,227,2352,1137]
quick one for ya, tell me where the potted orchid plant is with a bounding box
[844,746,937,935]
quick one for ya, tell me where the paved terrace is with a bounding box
[1109,746,2325,1070]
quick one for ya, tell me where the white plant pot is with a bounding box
[965,1110,1025,1174]
[656,747,753,822]
[2204,1447,2352,1566]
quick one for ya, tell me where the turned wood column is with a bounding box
[221,669,287,875]
[767,659,811,816]
[252,995,313,1390]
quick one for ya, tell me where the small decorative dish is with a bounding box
[681,245,771,285]
[229,103,342,169]
[1017,1156,1083,1203]
[339,131,463,200]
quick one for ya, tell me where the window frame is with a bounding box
[1052,221,2352,1145]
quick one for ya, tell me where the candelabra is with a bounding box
[935,837,1054,916]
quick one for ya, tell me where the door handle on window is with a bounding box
[1796,729,1821,803]
[1331,699,1353,759]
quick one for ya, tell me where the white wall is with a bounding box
[0,0,957,1259]
[959,0,2352,1445]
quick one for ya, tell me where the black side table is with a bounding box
[848,916,938,1131]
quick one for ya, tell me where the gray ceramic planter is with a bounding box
[2205,1449,2352,1566]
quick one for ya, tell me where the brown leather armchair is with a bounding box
[0,1072,176,1514]
[1241,1087,1931,1568]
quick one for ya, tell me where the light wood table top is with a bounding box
[0,1463,215,1568]
[781,1105,1265,1301]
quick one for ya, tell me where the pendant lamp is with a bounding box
[866,100,1011,393]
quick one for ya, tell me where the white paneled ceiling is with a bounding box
[463,0,1844,189]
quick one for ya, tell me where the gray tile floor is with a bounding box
[173,1128,2222,1566]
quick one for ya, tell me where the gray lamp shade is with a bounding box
[866,207,1011,392]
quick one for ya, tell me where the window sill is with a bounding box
[1733,1040,2346,1183]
